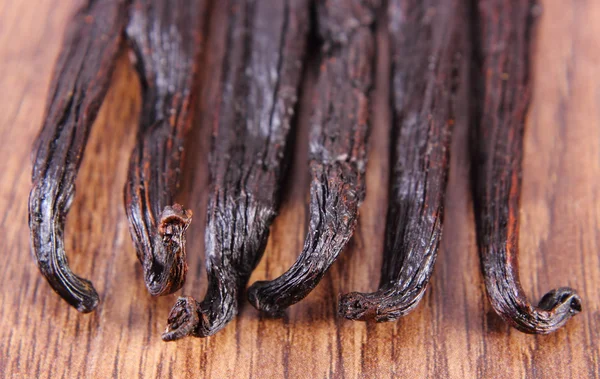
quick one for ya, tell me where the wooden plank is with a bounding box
[0,0,598,378]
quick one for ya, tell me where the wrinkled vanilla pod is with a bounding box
[161,0,310,340]
[28,0,130,313]
[339,0,463,321]
[471,0,581,333]
[124,0,208,297]
[247,0,378,316]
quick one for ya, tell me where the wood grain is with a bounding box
[0,0,599,378]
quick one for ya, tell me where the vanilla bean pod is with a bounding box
[161,0,309,340]
[470,0,581,333]
[247,0,378,316]
[339,0,463,321]
[28,0,130,312]
[124,0,208,297]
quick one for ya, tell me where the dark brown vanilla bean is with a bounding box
[161,0,310,340]
[339,0,463,321]
[124,0,207,297]
[28,0,130,313]
[470,0,581,333]
[247,0,378,317]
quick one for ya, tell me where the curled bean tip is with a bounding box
[162,296,199,341]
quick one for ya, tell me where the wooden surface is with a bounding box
[1,0,599,378]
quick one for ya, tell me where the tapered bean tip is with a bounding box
[247,282,285,318]
[538,287,582,315]
[69,281,100,314]
[338,292,378,321]
[75,297,99,314]
[39,257,100,313]
[162,296,200,342]
[492,287,583,334]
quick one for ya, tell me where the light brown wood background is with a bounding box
[1,0,599,378]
